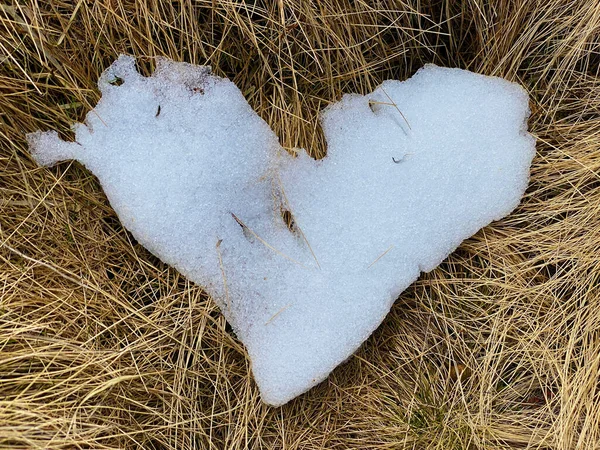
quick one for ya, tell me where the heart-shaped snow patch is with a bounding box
[27,55,535,406]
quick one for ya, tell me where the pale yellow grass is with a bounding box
[1,1,600,449]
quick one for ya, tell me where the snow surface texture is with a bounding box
[27,55,535,406]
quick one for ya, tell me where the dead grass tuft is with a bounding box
[1,0,600,448]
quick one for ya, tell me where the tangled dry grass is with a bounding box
[1,0,600,448]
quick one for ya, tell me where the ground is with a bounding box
[1,1,600,449]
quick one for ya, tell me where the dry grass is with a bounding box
[1,0,600,448]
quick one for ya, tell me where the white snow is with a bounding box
[27,55,535,406]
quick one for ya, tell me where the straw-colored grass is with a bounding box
[1,1,600,448]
